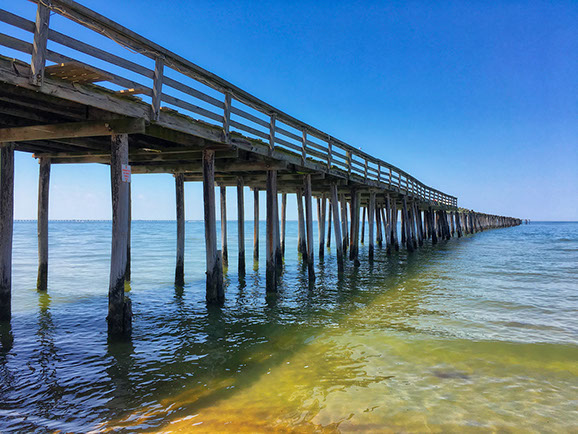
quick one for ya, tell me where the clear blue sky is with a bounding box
[7,0,577,221]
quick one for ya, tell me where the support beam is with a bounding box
[203,150,224,303]
[253,188,259,263]
[0,143,14,321]
[330,183,344,273]
[175,173,185,286]
[402,196,414,252]
[340,193,349,252]
[303,175,315,283]
[108,134,132,338]
[327,202,332,248]
[391,200,399,251]
[36,158,50,291]
[0,119,146,143]
[220,186,228,266]
[368,191,375,260]
[361,206,366,244]
[266,171,277,292]
[237,176,245,276]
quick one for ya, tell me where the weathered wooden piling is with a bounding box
[203,150,224,304]
[280,193,287,257]
[237,176,245,276]
[391,199,399,251]
[303,175,315,282]
[266,171,277,291]
[37,158,50,291]
[327,203,332,248]
[368,191,375,260]
[376,205,383,248]
[220,185,228,266]
[108,133,132,338]
[455,211,463,237]
[349,188,361,266]
[330,183,344,272]
[125,185,131,281]
[317,195,326,259]
[361,206,366,244]
[0,143,14,322]
[253,188,259,262]
[296,188,307,256]
[402,196,414,252]
[175,173,185,286]
[429,207,438,245]
[340,193,349,252]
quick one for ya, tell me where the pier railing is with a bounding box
[0,0,457,207]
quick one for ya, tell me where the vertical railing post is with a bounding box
[377,162,381,183]
[364,159,368,181]
[151,56,165,121]
[301,130,307,165]
[346,151,352,178]
[327,138,332,170]
[223,92,231,143]
[30,2,51,87]
[269,113,276,157]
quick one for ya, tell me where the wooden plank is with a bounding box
[30,3,50,86]
[203,149,223,303]
[237,176,245,276]
[220,185,228,266]
[269,114,276,156]
[175,173,185,285]
[44,61,114,84]
[253,187,259,262]
[0,118,145,142]
[108,133,131,338]
[330,183,343,273]
[0,143,14,321]
[36,157,50,291]
[303,174,315,284]
[223,92,231,143]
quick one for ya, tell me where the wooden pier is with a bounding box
[0,0,521,337]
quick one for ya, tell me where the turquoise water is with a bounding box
[0,221,577,432]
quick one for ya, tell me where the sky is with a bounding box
[4,0,577,221]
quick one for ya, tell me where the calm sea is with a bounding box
[0,221,576,432]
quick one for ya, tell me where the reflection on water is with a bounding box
[0,221,577,432]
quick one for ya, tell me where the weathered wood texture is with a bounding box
[266,170,277,291]
[203,150,223,303]
[368,191,375,260]
[330,183,344,272]
[303,175,315,283]
[296,188,306,256]
[108,133,131,338]
[36,157,50,291]
[253,188,259,262]
[280,193,287,257]
[175,173,185,286]
[237,176,245,276]
[220,185,228,266]
[0,144,14,321]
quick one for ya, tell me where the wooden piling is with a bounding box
[327,203,332,248]
[0,143,14,321]
[391,199,399,251]
[402,196,414,252]
[125,184,131,281]
[340,194,349,252]
[203,149,223,304]
[376,205,383,248]
[349,188,360,266]
[303,175,315,283]
[415,203,424,247]
[430,207,438,245]
[296,188,307,256]
[37,158,50,291]
[175,173,185,286]
[220,186,228,266]
[361,206,366,244]
[330,183,344,273]
[368,191,375,260]
[273,181,282,270]
[317,195,326,259]
[108,133,132,338]
[280,193,287,257]
[253,188,259,262]
[266,171,277,291]
[237,176,245,276]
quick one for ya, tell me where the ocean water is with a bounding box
[0,220,576,432]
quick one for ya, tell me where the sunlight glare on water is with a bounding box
[0,221,577,432]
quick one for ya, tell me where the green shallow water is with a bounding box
[0,221,577,432]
